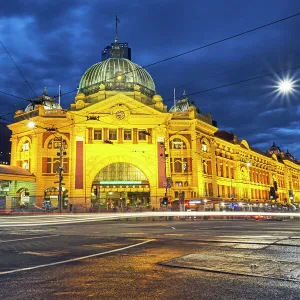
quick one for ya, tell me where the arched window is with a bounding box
[170,138,186,149]
[94,162,148,183]
[23,141,30,151]
[200,138,210,152]
[23,161,29,170]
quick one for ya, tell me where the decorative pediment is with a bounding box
[78,93,164,116]
[71,93,169,125]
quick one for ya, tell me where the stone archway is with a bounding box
[91,162,151,211]
[16,187,30,208]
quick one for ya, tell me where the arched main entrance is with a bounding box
[91,162,150,210]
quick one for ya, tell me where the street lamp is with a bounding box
[27,121,65,213]
[27,121,36,128]
[277,78,295,94]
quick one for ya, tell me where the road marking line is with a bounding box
[0,239,155,275]
[0,234,59,243]
[164,234,184,236]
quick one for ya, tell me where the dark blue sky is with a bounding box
[1,0,300,156]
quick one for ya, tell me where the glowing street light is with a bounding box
[276,78,296,95]
[279,79,293,93]
[27,121,36,128]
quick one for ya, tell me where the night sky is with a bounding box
[1,0,300,157]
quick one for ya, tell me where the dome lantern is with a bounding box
[78,36,156,98]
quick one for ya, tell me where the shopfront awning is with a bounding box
[0,165,36,182]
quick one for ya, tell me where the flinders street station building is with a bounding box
[2,39,300,211]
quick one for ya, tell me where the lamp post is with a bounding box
[27,121,65,213]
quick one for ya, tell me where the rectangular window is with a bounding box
[47,158,52,173]
[201,144,207,152]
[124,129,132,140]
[138,130,147,140]
[183,158,188,172]
[94,129,102,140]
[109,129,117,140]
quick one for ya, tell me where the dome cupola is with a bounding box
[267,142,282,157]
[78,41,155,98]
[25,87,61,112]
[284,149,296,161]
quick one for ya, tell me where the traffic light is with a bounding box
[269,187,276,200]
[162,197,168,205]
[274,181,278,191]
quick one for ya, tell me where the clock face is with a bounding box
[115,110,125,120]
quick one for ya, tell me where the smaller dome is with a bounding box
[169,91,201,113]
[25,88,62,112]
[267,142,281,156]
[284,149,296,161]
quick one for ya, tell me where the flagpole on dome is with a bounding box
[115,15,120,42]
[174,88,176,106]
[58,85,61,106]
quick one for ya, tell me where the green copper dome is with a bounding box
[78,57,156,97]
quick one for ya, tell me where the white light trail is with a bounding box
[0,212,299,227]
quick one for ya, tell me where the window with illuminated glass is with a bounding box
[124,129,132,140]
[138,130,147,140]
[23,160,29,170]
[171,158,189,173]
[170,138,186,149]
[46,158,68,174]
[47,137,68,149]
[109,129,117,140]
[94,162,148,182]
[94,129,102,140]
[23,141,30,151]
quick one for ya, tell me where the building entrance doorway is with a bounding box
[91,162,150,211]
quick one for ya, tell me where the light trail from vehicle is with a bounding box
[0,211,299,227]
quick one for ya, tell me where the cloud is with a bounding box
[1,0,300,154]
[258,107,287,117]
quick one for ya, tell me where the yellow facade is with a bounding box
[7,42,300,210]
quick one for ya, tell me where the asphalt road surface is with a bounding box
[1,217,300,300]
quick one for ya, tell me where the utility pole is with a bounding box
[56,136,66,213]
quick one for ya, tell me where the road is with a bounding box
[1,217,300,299]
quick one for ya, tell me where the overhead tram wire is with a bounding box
[163,64,300,104]
[62,63,300,124]
[3,11,300,118]
[4,60,300,125]
[172,46,300,93]
[4,12,300,124]
[55,11,300,100]
[0,90,28,100]
[14,61,300,138]
[0,40,37,97]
